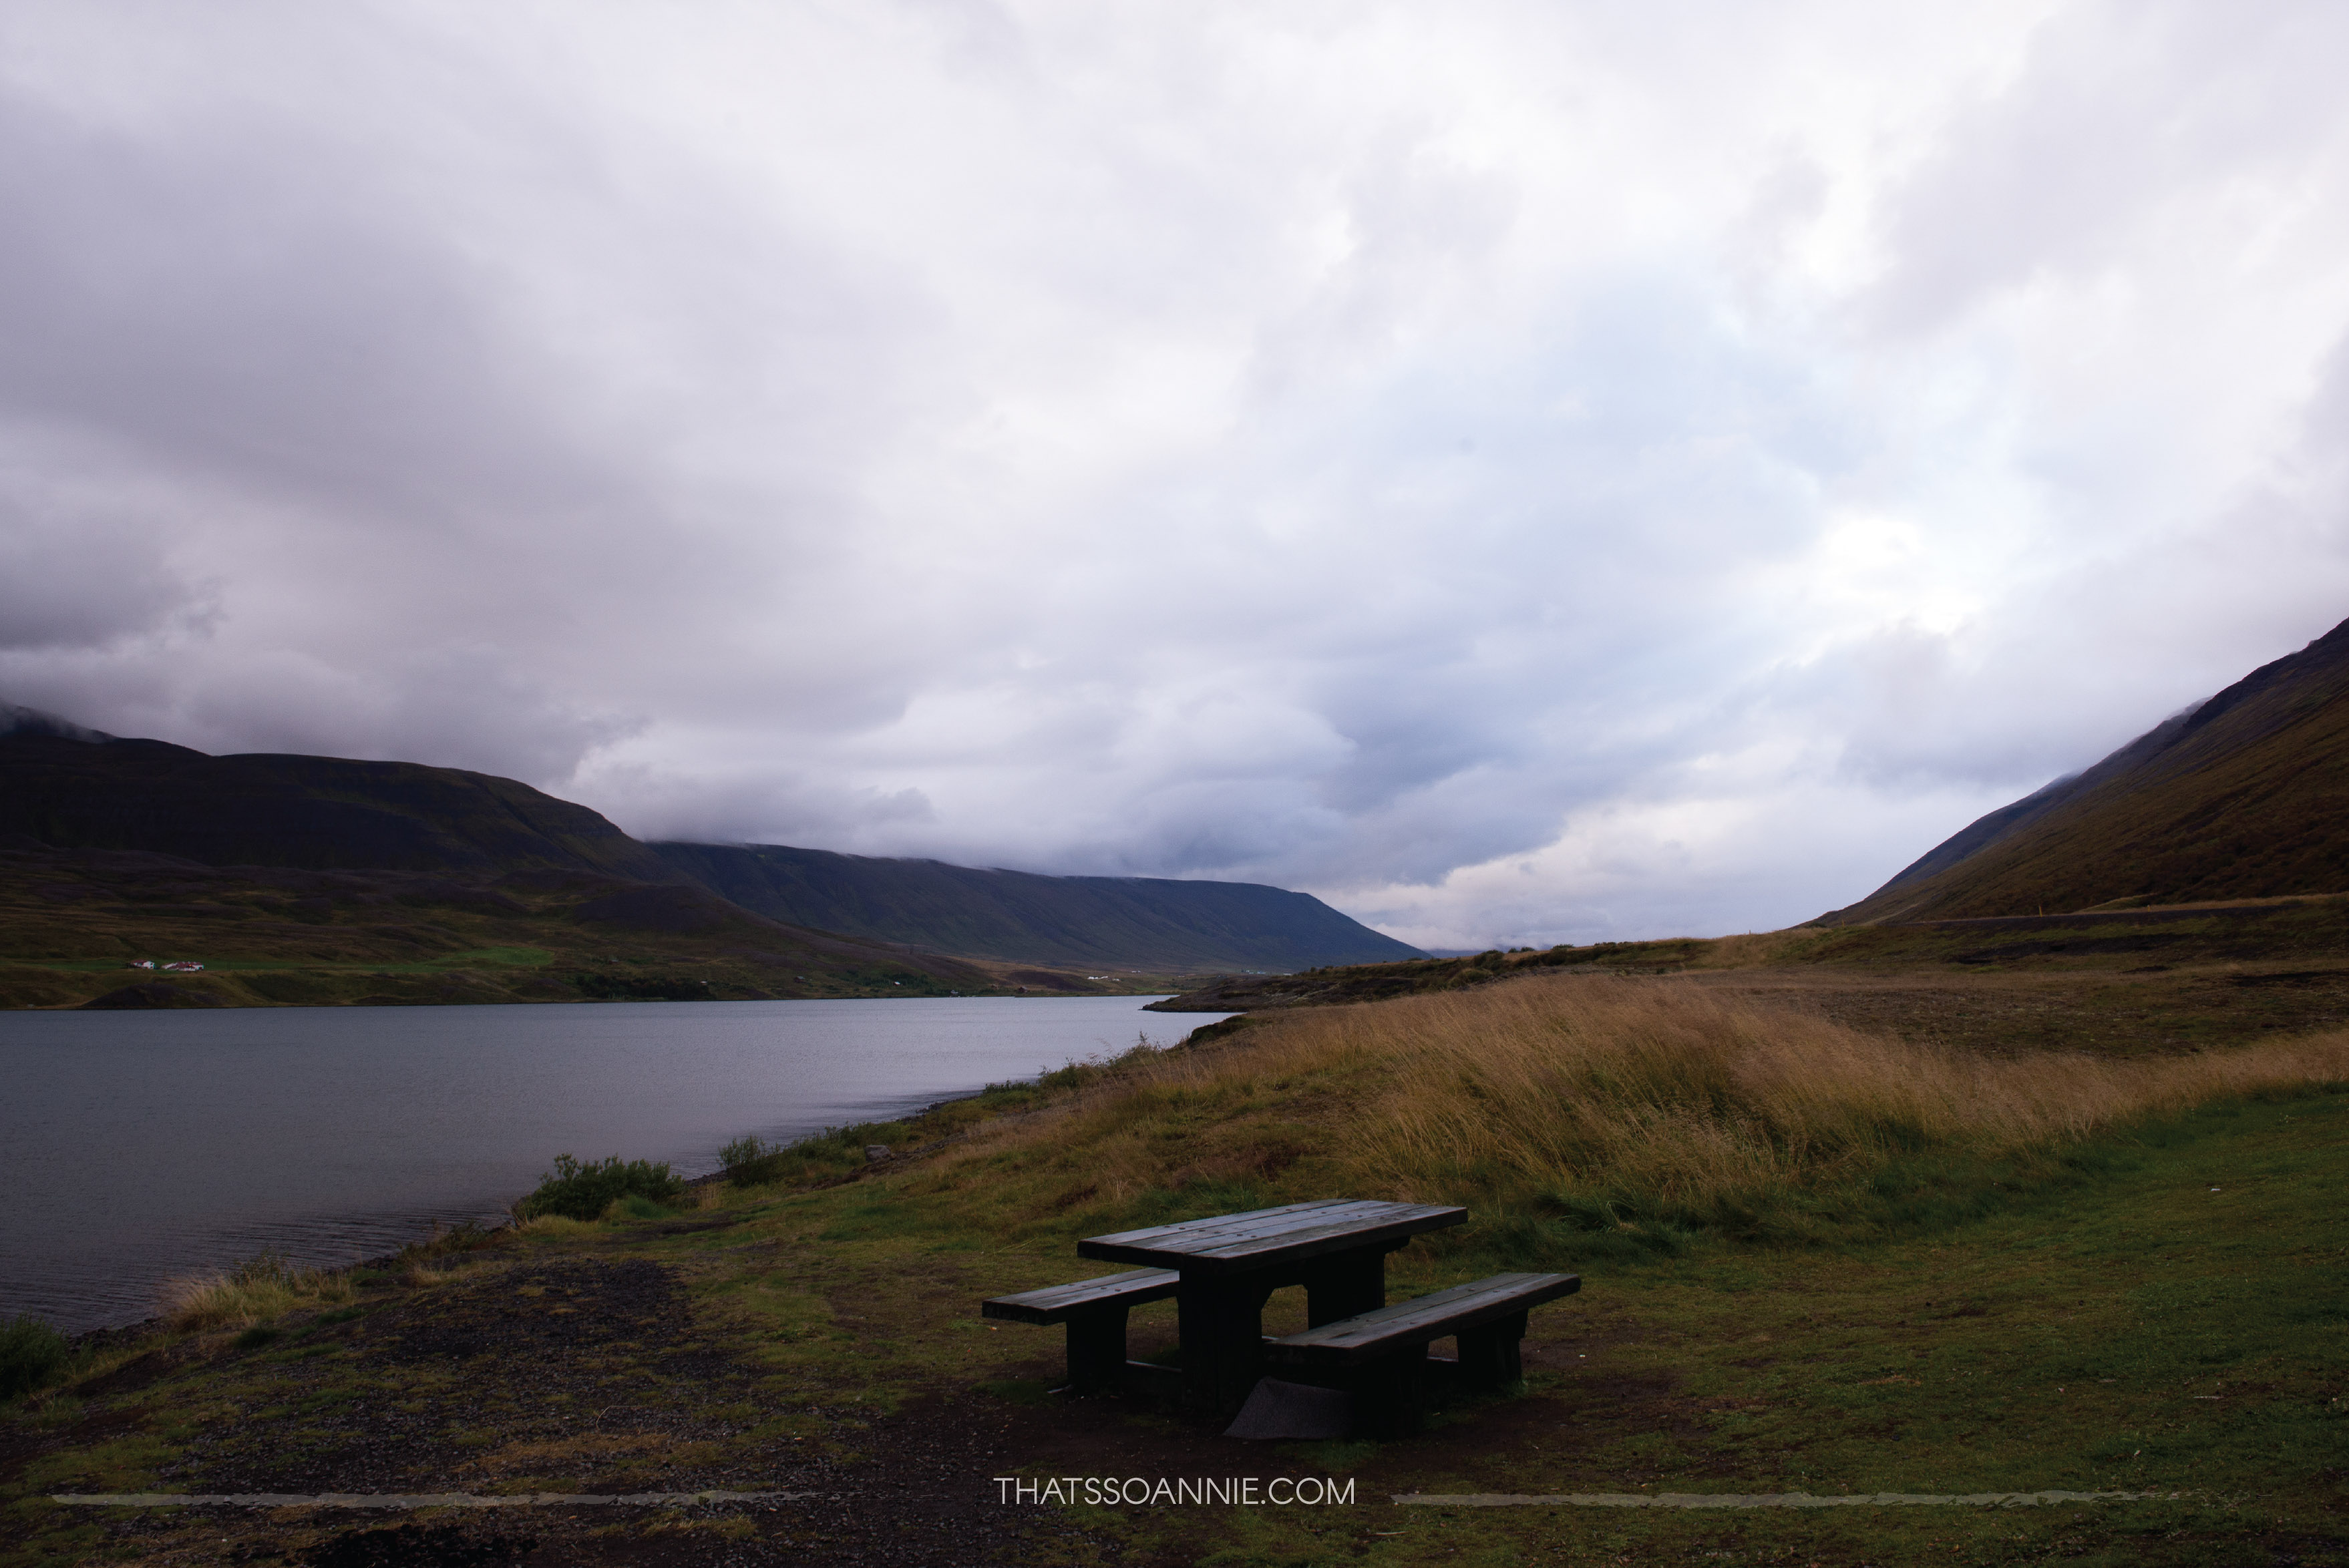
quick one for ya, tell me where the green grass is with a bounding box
[775,1085,2349,1561]
[1022,1090,2349,1564]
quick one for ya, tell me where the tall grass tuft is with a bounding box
[162,1251,355,1333]
[923,975,2349,1253]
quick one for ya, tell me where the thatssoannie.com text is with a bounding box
[994,1476,1356,1507]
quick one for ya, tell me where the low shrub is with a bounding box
[394,1221,498,1266]
[718,1134,787,1186]
[516,1153,685,1221]
[717,1120,914,1187]
[0,1314,70,1402]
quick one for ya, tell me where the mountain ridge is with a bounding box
[650,840,1423,972]
[1820,615,2349,924]
[0,715,1417,975]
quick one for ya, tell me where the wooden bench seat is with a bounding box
[1262,1271,1580,1435]
[982,1268,1181,1392]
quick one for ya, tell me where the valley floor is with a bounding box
[5,968,2345,1567]
[1690,958,2349,1056]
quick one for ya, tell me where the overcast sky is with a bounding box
[6,2,2349,949]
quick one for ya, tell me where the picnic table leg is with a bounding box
[1177,1278,1274,1416]
[1302,1249,1385,1327]
[1454,1308,1528,1390]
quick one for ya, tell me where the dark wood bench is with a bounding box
[981,1268,1182,1393]
[1260,1270,1580,1436]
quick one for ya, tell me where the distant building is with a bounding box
[162,960,205,972]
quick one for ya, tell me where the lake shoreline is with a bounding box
[4,994,1217,1333]
[12,996,1230,1335]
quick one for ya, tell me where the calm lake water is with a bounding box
[0,996,1227,1333]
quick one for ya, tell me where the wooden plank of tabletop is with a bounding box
[1077,1200,1466,1274]
[1084,1199,1362,1250]
[1083,1199,1388,1251]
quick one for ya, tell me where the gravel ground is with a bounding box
[13,1255,1123,1567]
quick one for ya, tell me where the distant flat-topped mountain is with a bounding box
[1819,615,2349,925]
[0,723,680,883]
[0,710,1417,978]
[649,841,1425,972]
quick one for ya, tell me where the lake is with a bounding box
[0,996,1228,1333]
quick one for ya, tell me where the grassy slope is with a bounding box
[652,841,1427,972]
[5,974,2344,1566]
[1825,616,2349,924]
[0,838,1169,1008]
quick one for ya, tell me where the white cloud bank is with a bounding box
[5,1,2349,948]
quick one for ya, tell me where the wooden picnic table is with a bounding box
[1077,1197,1467,1414]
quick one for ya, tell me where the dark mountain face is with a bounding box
[0,721,1419,975]
[1822,616,2349,924]
[648,842,1425,971]
[0,731,683,883]
[1,703,115,743]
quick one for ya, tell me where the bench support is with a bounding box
[982,1267,1181,1396]
[1063,1308,1130,1393]
[1354,1350,1431,1439]
[1262,1272,1578,1437]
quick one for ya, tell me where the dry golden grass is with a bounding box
[926,974,2349,1232]
[1690,932,1807,968]
[513,1213,596,1238]
[160,1252,355,1332]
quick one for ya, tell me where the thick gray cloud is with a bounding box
[4,1,2348,948]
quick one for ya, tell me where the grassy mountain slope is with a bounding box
[1821,614,2349,924]
[0,836,1044,1009]
[651,841,1425,971]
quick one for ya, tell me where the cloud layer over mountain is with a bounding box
[7,1,2349,948]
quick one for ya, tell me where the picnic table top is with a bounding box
[1076,1198,1467,1276]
